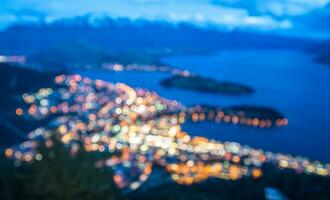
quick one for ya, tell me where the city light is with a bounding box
[5,74,329,191]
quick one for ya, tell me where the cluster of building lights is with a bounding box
[187,106,288,128]
[103,63,288,128]
[5,74,329,191]
[102,63,192,77]
[0,55,26,64]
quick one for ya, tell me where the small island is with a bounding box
[224,105,285,121]
[187,105,287,128]
[160,75,254,95]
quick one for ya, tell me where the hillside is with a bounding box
[0,63,57,148]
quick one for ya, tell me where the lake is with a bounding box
[77,49,330,162]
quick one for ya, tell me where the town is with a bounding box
[4,74,329,192]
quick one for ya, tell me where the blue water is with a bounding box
[77,49,330,162]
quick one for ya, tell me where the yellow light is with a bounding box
[279,160,289,168]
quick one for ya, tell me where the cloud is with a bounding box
[0,0,293,31]
[211,0,330,16]
[287,4,330,38]
[0,0,329,38]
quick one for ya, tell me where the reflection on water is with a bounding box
[77,49,330,162]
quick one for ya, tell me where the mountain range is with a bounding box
[0,16,320,69]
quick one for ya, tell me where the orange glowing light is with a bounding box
[5,148,13,158]
[232,116,239,124]
[192,113,199,122]
[50,106,58,113]
[28,105,37,115]
[114,175,123,184]
[15,108,23,116]
[252,118,259,126]
[199,113,206,121]
[252,168,262,178]
[229,165,240,180]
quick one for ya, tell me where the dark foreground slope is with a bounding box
[130,165,330,200]
[0,63,57,147]
[1,136,330,200]
[0,136,121,200]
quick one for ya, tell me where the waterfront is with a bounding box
[77,49,330,162]
[6,74,329,192]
